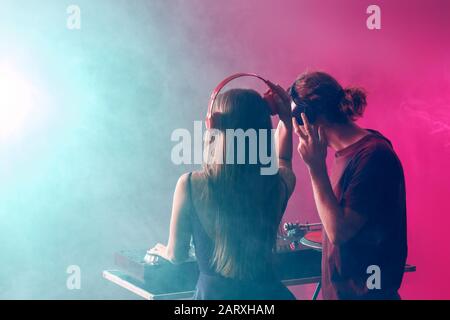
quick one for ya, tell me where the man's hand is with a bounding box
[293,113,327,171]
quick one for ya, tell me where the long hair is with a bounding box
[202,89,280,280]
[291,71,367,124]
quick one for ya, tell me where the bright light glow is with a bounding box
[0,61,39,142]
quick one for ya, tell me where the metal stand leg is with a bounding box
[312,281,321,300]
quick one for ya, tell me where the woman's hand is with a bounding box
[293,113,328,172]
[148,243,170,260]
[264,84,291,123]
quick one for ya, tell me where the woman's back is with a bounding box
[187,170,295,300]
[149,87,297,300]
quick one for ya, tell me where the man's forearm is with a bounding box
[308,164,345,244]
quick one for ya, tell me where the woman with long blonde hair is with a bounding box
[150,87,296,299]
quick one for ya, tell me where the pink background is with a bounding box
[187,0,450,299]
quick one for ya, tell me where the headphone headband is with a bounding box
[206,73,275,121]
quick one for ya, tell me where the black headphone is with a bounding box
[289,85,317,125]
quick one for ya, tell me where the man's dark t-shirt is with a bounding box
[322,130,407,300]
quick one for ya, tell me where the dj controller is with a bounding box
[112,223,322,295]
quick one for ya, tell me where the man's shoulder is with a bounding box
[352,132,403,173]
[358,131,397,158]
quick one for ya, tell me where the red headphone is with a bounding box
[205,73,283,129]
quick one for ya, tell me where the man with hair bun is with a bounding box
[290,71,407,300]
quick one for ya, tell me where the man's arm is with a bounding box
[294,113,366,245]
[308,163,367,245]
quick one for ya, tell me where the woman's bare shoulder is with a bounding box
[189,170,208,187]
[176,170,205,186]
[190,170,206,179]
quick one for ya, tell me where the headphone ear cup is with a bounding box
[305,106,316,124]
[291,103,305,125]
[291,103,316,125]
[263,94,278,115]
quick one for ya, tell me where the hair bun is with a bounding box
[340,87,367,120]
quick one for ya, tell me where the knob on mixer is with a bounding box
[283,222,306,238]
[289,240,301,251]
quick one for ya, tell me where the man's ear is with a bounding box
[318,126,328,147]
[314,117,330,143]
